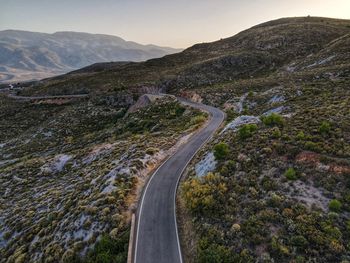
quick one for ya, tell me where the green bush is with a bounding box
[305,141,322,152]
[271,127,281,138]
[296,131,305,141]
[198,238,232,263]
[290,235,308,248]
[284,168,297,180]
[225,109,237,122]
[86,233,129,263]
[238,124,258,140]
[261,113,285,127]
[248,91,254,98]
[319,121,331,135]
[213,142,230,161]
[329,199,342,212]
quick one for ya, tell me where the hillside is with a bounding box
[20,16,350,96]
[176,18,350,263]
[1,16,350,263]
[0,30,181,83]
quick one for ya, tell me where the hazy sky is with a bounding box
[1,0,349,48]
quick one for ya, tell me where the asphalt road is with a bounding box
[134,98,225,263]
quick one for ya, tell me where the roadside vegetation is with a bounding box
[181,73,350,262]
[1,16,350,263]
[0,94,207,262]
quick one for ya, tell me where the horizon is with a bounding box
[1,0,349,49]
[1,15,349,50]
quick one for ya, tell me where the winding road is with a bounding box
[134,98,225,263]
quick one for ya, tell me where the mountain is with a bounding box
[21,16,350,96]
[1,16,350,263]
[0,30,182,83]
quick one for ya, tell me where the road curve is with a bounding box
[134,98,225,263]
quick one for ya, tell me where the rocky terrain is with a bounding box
[1,16,350,262]
[0,94,207,262]
[0,30,181,83]
[177,18,350,263]
[180,77,350,262]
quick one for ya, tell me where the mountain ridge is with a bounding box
[21,16,350,96]
[0,30,182,83]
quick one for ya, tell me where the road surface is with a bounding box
[134,98,225,263]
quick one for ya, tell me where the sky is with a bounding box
[1,0,349,48]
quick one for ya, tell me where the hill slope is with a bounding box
[0,30,181,83]
[1,16,350,263]
[21,16,350,96]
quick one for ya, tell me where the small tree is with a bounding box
[213,142,230,161]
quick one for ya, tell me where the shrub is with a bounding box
[319,121,331,135]
[284,168,297,180]
[198,238,232,263]
[261,176,278,191]
[213,142,230,161]
[346,220,350,232]
[225,109,237,122]
[271,236,290,256]
[191,115,206,125]
[86,233,129,263]
[271,127,281,138]
[261,113,285,127]
[290,235,308,248]
[182,173,227,215]
[296,131,305,141]
[145,147,159,155]
[305,141,322,152]
[238,124,258,140]
[329,199,342,212]
[198,245,231,263]
[323,225,342,239]
[231,223,241,232]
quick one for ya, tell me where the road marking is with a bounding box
[134,151,177,263]
[174,107,225,263]
[134,100,225,263]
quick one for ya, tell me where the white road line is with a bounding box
[134,100,225,263]
[134,153,174,263]
[174,107,225,263]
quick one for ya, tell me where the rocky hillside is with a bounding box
[1,16,350,262]
[175,18,350,263]
[0,30,181,83]
[0,93,207,262]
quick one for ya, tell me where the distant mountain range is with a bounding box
[0,30,182,83]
